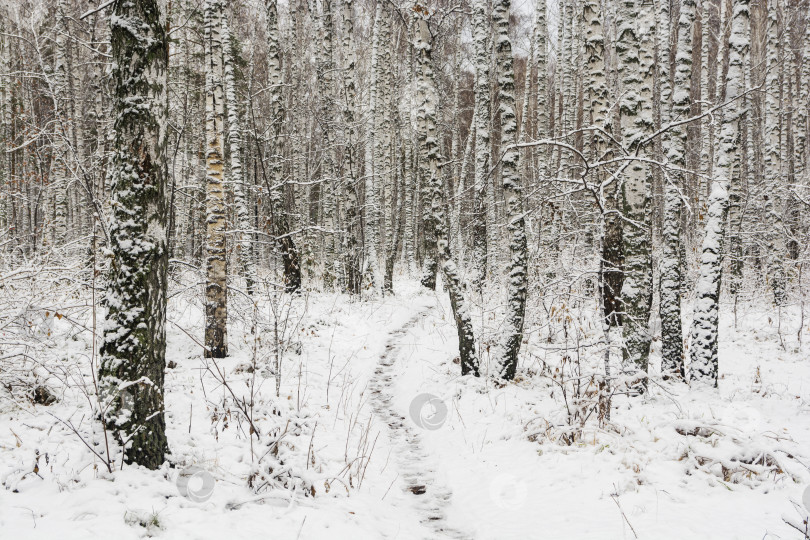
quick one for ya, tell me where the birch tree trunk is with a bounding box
[0,14,10,229]
[492,0,527,380]
[52,0,74,245]
[266,0,302,293]
[364,2,383,293]
[618,0,655,376]
[375,6,395,293]
[585,0,623,330]
[660,0,696,378]
[689,0,750,386]
[535,0,548,144]
[417,9,437,291]
[100,0,170,469]
[414,7,478,376]
[404,36,418,275]
[222,14,257,296]
[764,0,787,305]
[471,0,491,292]
[203,0,228,358]
[340,0,363,294]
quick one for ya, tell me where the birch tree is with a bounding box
[689,0,750,386]
[660,0,696,378]
[99,0,170,469]
[492,0,527,380]
[764,0,787,305]
[203,0,228,358]
[364,2,384,293]
[340,0,363,294]
[471,0,491,292]
[414,5,477,376]
[222,13,257,296]
[266,0,302,293]
[617,0,655,377]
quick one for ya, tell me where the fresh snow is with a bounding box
[1,276,809,539]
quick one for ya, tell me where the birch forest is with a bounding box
[1,0,809,537]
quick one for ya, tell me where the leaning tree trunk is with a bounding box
[203,0,228,358]
[99,0,170,469]
[493,0,527,381]
[689,0,749,386]
[617,0,655,377]
[414,8,478,376]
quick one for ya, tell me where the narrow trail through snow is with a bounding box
[368,304,470,540]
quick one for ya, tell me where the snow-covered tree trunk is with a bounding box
[267,0,302,293]
[585,0,608,137]
[414,7,478,376]
[618,0,655,375]
[340,0,362,294]
[404,36,418,275]
[492,0,527,380]
[584,0,621,331]
[764,0,787,305]
[0,14,10,229]
[562,0,575,135]
[450,40,464,259]
[455,129,472,258]
[416,8,437,291]
[404,124,418,273]
[376,6,395,293]
[364,2,384,294]
[51,0,74,245]
[100,0,170,469]
[699,0,721,212]
[689,0,749,386]
[222,14,257,296]
[471,0,491,292]
[797,10,810,184]
[660,0,695,378]
[534,0,548,139]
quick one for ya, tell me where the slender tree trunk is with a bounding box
[340,0,363,294]
[764,0,788,305]
[471,0,491,292]
[222,14,257,296]
[266,0,302,293]
[203,0,228,358]
[365,3,384,293]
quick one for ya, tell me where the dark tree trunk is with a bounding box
[99,0,170,470]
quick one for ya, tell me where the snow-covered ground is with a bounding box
[1,272,809,539]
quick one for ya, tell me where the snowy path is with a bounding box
[368,306,470,539]
[2,281,808,540]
